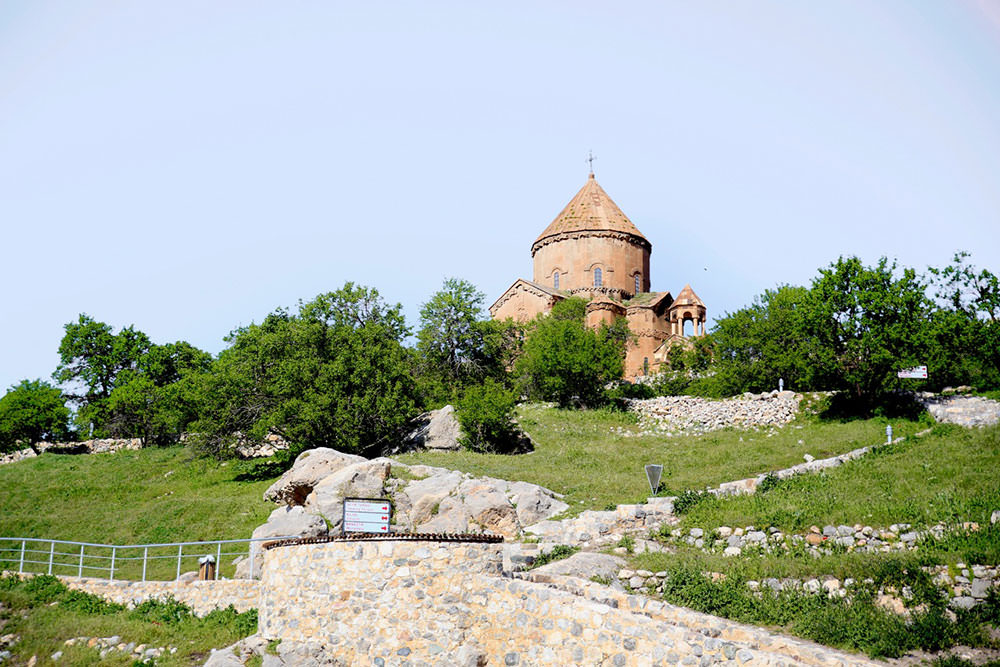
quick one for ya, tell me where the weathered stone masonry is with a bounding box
[257,538,877,666]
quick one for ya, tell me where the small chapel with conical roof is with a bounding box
[489,172,707,378]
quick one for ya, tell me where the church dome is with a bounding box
[531,173,650,254]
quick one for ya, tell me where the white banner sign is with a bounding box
[897,365,928,379]
[342,498,392,534]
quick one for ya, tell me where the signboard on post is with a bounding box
[645,464,663,495]
[342,498,392,535]
[897,366,928,379]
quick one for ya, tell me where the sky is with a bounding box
[1,1,999,392]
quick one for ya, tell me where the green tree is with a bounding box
[192,284,419,458]
[53,314,151,435]
[0,380,71,454]
[926,253,1000,390]
[710,285,812,394]
[416,278,520,405]
[515,312,624,408]
[801,256,933,405]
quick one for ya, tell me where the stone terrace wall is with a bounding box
[53,576,258,616]
[258,539,877,666]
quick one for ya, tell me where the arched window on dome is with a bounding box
[553,272,559,290]
[634,274,641,294]
[593,267,602,287]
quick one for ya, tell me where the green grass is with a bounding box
[0,447,273,545]
[395,404,930,514]
[0,574,256,666]
[672,423,1000,532]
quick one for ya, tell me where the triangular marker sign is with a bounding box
[645,464,663,495]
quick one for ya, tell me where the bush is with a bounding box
[529,544,579,569]
[673,489,710,514]
[456,379,518,453]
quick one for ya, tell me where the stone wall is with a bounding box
[258,538,876,666]
[49,575,258,616]
[0,438,142,466]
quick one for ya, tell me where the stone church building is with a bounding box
[489,173,707,379]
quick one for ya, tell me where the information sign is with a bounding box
[342,497,392,534]
[897,366,928,379]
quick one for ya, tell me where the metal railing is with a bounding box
[0,536,296,582]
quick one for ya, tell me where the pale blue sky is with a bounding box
[2,1,999,392]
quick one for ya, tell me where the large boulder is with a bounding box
[303,459,392,532]
[507,480,569,526]
[397,469,464,526]
[236,506,327,579]
[401,405,463,451]
[529,551,625,580]
[264,447,366,505]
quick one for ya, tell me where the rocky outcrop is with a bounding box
[249,448,569,544]
[263,448,366,505]
[400,404,464,451]
[627,391,801,436]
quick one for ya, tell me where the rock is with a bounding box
[304,459,393,531]
[971,578,993,599]
[264,448,367,505]
[455,478,519,537]
[991,510,1000,525]
[723,546,742,557]
[204,647,245,667]
[530,552,625,580]
[506,481,569,527]
[402,405,463,451]
[176,571,199,584]
[689,528,704,538]
[717,526,732,538]
[252,505,327,542]
[950,596,977,610]
[398,469,465,526]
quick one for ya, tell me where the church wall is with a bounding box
[625,308,671,378]
[533,233,649,295]
[490,283,554,323]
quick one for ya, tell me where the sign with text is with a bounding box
[342,497,392,535]
[897,366,928,379]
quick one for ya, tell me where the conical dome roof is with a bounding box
[532,174,649,249]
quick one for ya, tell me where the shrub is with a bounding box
[529,544,579,569]
[673,489,709,514]
[456,379,518,453]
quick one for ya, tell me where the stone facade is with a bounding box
[490,173,707,379]
[257,537,877,665]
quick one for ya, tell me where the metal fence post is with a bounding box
[47,541,55,574]
[176,544,183,580]
[216,542,222,581]
[248,541,255,580]
[110,547,116,581]
[142,547,148,582]
[78,544,84,577]
[18,540,25,573]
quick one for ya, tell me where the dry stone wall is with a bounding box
[6,574,258,616]
[0,438,142,466]
[257,538,878,666]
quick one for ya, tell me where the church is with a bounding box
[489,171,707,379]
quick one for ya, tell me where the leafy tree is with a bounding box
[710,285,812,394]
[192,284,419,458]
[53,314,151,435]
[0,380,71,453]
[926,253,1000,390]
[515,311,624,408]
[801,256,933,405]
[416,278,520,405]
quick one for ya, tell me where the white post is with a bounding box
[78,544,84,577]
[248,542,255,580]
[176,544,183,580]
[47,541,55,574]
[142,547,148,582]
[18,540,25,573]
[110,547,116,581]
[216,543,222,580]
